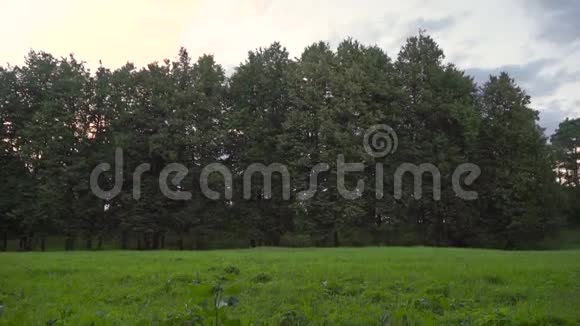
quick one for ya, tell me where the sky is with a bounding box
[1,0,579,135]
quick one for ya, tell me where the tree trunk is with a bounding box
[26,234,33,251]
[40,236,46,252]
[19,235,26,251]
[20,234,33,251]
[152,232,160,250]
[177,236,184,250]
[120,231,129,250]
[97,235,103,250]
[1,230,7,251]
[85,237,92,250]
[333,230,340,247]
[574,146,579,187]
[65,236,75,251]
[272,234,281,246]
[143,232,152,250]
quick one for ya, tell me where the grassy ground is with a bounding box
[0,248,579,325]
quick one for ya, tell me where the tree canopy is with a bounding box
[0,33,573,250]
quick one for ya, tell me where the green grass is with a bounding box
[0,248,579,325]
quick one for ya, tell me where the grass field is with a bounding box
[0,248,579,325]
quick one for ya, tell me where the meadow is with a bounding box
[0,247,579,325]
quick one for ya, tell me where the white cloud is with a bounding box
[1,0,578,133]
[180,0,580,134]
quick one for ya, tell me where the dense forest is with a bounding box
[1,32,579,251]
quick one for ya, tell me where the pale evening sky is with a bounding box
[1,0,579,135]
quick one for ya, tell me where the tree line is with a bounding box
[1,32,578,251]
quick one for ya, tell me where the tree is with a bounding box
[0,34,568,250]
[475,73,562,247]
[552,118,580,187]
[10,52,94,250]
[393,32,480,246]
[551,118,580,225]
[227,42,294,246]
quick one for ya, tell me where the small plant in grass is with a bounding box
[206,281,241,326]
[378,311,391,326]
[320,280,342,296]
[161,274,242,325]
[59,306,74,320]
[481,275,505,285]
[182,274,241,325]
[279,310,310,326]
[165,278,174,293]
[413,296,448,315]
[224,266,240,275]
[252,273,272,283]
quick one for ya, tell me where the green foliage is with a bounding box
[252,273,272,284]
[551,118,580,225]
[551,118,580,187]
[0,32,570,250]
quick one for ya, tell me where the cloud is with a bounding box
[465,59,580,136]
[0,0,199,69]
[526,0,580,45]
[538,99,580,136]
[1,0,578,135]
[408,16,458,34]
[466,59,553,88]
[465,58,580,98]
